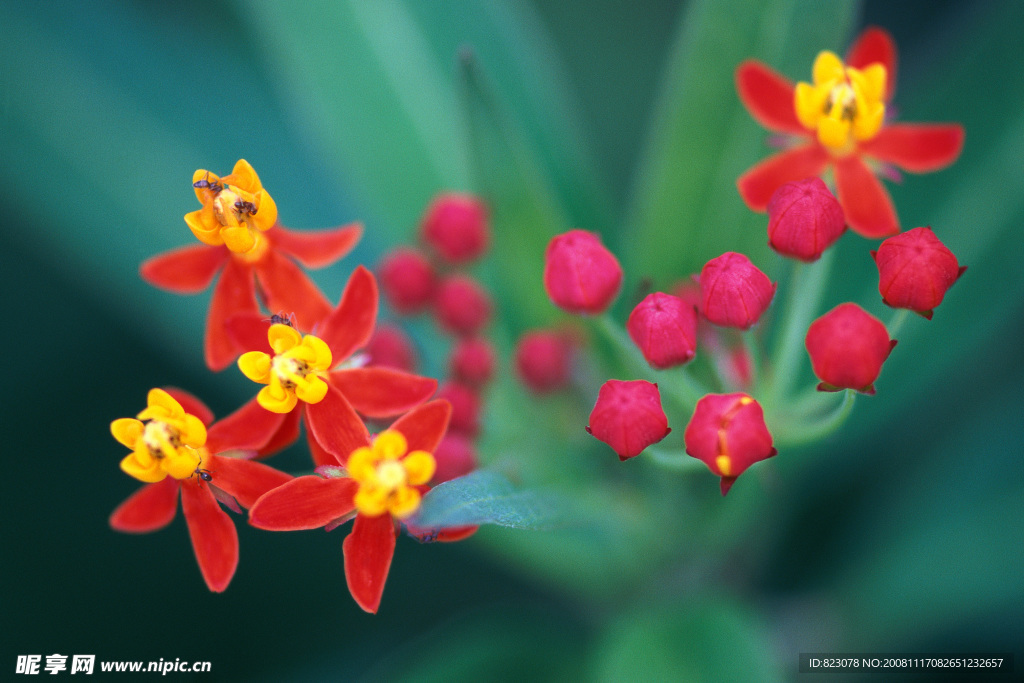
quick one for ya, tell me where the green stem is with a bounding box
[775,389,856,447]
[887,308,911,339]
[768,249,835,404]
[644,446,707,472]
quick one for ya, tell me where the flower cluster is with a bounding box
[537,27,964,495]
[113,162,479,611]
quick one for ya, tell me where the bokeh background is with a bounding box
[3,0,1022,680]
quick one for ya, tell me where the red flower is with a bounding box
[627,292,698,369]
[420,192,491,264]
[767,178,846,261]
[684,393,776,495]
[586,380,671,460]
[544,230,622,315]
[249,400,453,613]
[110,388,293,592]
[700,252,776,330]
[141,160,363,371]
[233,267,439,467]
[871,226,966,319]
[736,27,964,238]
[805,303,896,394]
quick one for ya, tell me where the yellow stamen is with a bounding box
[113,390,208,483]
[349,430,437,519]
[238,324,333,413]
[794,50,887,155]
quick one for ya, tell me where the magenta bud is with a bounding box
[805,303,896,395]
[365,324,417,372]
[449,337,496,387]
[420,193,490,264]
[436,381,482,437]
[432,433,477,484]
[700,252,776,329]
[378,247,436,315]
[544,230,622,315]
[767,177,846,262]
[514,329,574,394]
[872,226,966,320]
[684,393,776,495]
[434,275,492,337]
[586,380,670,460]
[626,292,698,369]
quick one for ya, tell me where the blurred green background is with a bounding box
[2,0,1021,680]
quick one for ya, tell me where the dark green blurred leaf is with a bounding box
[416,470,563,529]
[621,0,860,287]
[591,598,783,682]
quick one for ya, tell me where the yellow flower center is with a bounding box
[183,160,278,256]
[238,324,333,413]
[794,50,887,155]
[111,389,208,483]
[348,431,437,519]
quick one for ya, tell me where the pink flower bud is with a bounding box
[684,393,776,495]
[437,381,481,436]
[586,380,670,460]
[627,292,698,369]
[514,330,573,394]
[805,303,896,395]
[378,247,436,314]
[700,252,776,329]
[544,230,622,315]
[420,193,490,264]
[871,227,966,320]
[432,433,477,484]
[365,324,417,372]
[434,275,492,337]
[767,178,846,262]
[449,337,496,387]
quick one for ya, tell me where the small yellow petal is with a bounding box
[347,447,378,483]
[812,50,844,85]
[252,190,277,230]
[120,453,167,483]
[163,448,202,480]
[238,351,272,383]
[111,418,143,449]
[268,324,302,354]
[222,226,257,254]
[388,486,422,519]
[374,431,408,460]
[402,451,436,486]
[180,414,208,448]
[184,208,224,246]
[303,335,333,371]
[857,64,887,103]
[257,383,298,414]
[794,82,826,130]
[817,116,851,151]
[228,159,260,193]
[354,487,388,517]
[853,102,884,141]
[295,376,328,405]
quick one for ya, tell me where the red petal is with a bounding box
[181,480,239,593]
[834,155,900,238]
[253,251,332,332]
[206,397,288,454]
[306,423,340,468]
[330,368,437,419]
[270,223,363,269]
[860,124,965,173]
[846,26,897,100]
[109,478,180,533]
[162,388,214,426]
[735,60,804,135]
[205,258,259,372]
[206,455,294,509]
[343,513,397,614]
[318,266,378,362]
[249,475,358,530]
[224,312,274,356]
[737,144,829,211]
[306,384,371,464]
[258,408,302,458]
[436,525,478,543]
[140,245,226,294]
[389,399,452,453]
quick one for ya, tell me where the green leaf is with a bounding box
[621,0,860,287]
[414,470,563,530]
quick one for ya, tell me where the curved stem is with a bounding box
[644,446,707,472]
[887,308,911,339]
[775,389,856,447]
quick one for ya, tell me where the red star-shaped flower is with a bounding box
[109,388,293,592]
[140,159,363,371]
[736,27,964,238]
